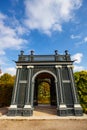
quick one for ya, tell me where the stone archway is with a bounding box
[32,70,57,107]
[8,51,83,116]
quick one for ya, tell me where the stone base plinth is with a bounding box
[7,106,33,116]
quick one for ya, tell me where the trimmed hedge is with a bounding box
[74,71,87,114]
[0,83,13,107]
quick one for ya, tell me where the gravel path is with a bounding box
[0,119,87,130]
[0,107,87,130]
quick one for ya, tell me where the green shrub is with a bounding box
[0,73,14,107]
[0,83,13,107]
[74,71,87,114]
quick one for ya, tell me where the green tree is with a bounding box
[38,82,50,104]
[0,73,15,84]
[0,73,15,107]
[74,71,87,113]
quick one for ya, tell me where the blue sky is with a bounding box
[0,0,87,75]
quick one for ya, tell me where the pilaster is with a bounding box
[23,66,34,116]
[8,66,22,116]
[55,65,67,116]
[55,81,59,107]
[11,66,22,105]
[67,65,78,104]
[67,65,83,116]
[25,66,34,105]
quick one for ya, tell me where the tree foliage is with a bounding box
[38,82,50,104]
[0,73,15,107]
[74,71,87,113]
[0,73,15,84]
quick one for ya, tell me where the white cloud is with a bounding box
[3,67,16,75]
[70,34,81,39]
[84,37,87,42]
[0,12,7,20]
[24,0,82,35]
[75,36,87,46]
[0,12,28,74]
[0,12,27,54]
[0,59,5,65]
[0,56,8,65]
[72,52,84,72]
[71,53,83,63]
[73,65,84,72]
[0,50,5,55]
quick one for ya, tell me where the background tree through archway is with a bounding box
[38,81,50,104]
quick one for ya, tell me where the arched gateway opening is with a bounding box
[33,72,57,106]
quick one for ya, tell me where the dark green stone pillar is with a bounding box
[55,65,67,116]
[8,66,22,116]
[67,65,83,116]
[23,66,34,116]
